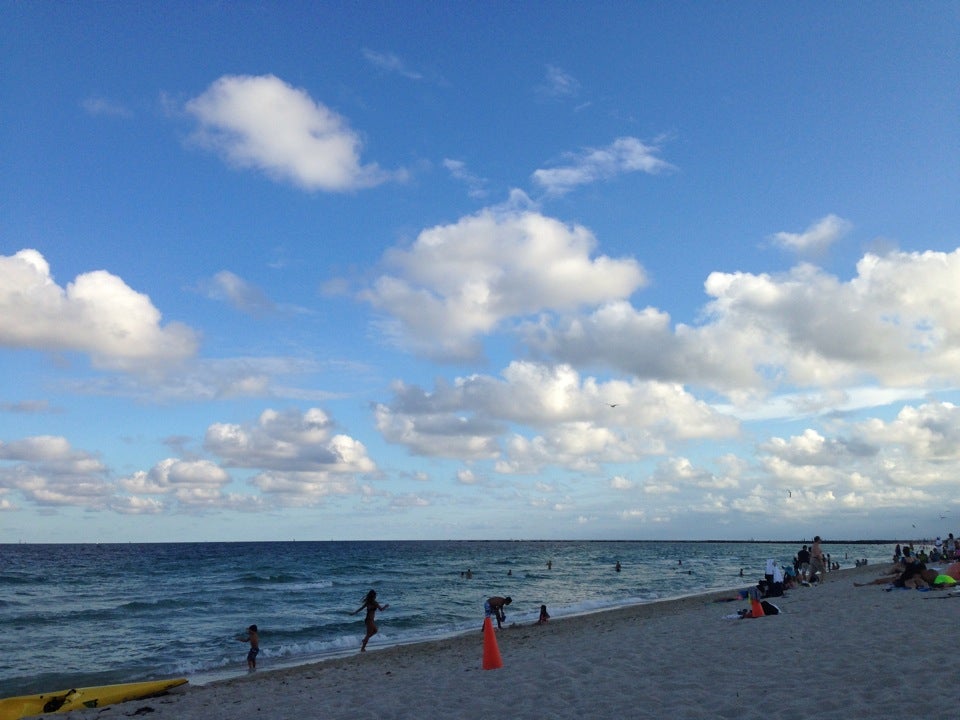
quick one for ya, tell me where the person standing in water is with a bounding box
[237,624,259,670]
[353,589,389,652]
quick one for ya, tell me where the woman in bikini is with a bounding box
[353,589,389,652]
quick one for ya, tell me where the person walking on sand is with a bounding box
[237,624,259,670]
[484,595,512,629]
[353,589,389,652]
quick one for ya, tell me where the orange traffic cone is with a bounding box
[750,597,765,618]
[482,616,503,670]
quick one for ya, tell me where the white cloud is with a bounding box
[69,356,343,404]
[81,96,132,118]
[850,401,960,463]
[119,458,234,509]
[206,407,374,472]
[375,361,738,471]
[457,468,478,485]
[443,159,488,198]
[770,214,852,254]
[203,271,276,315]
[362,49,423,80]
[530,248,960,406]
[205,408,376,503]
[532,137,674,196]
[0,249,197,372]
[538,65,581,98]
[361,207,646,360]
[752,401,960,518]
[760,429,853,467]
[0,436,111,508]
[186,74,403,191]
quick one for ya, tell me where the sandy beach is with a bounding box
[39,563,960,720]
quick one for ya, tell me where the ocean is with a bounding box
[1,540,894,698]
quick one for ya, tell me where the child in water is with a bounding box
[237,624,259,670]
[537,604,550,624]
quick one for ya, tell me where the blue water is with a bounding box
[1,540,893,697]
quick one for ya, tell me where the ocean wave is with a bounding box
[9,596,204,627]
[0,572,48,585]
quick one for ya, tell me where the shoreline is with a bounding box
[40,561,960,720]
[183,562,873,688]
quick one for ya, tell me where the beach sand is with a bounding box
[41,563,960,720]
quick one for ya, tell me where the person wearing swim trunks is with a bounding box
[484,595,512,629]
[809,536,826,585]
[237,624,259,670]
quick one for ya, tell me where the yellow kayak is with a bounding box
[0,678,187,720]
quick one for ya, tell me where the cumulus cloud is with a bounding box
[0,435,111,508]
[205,407,376,502]
[361,206,646,360]
[770,214,852,254]
[754,401,960,516]
[186,74,403,191]
[532,137,673,196]
[529,248,960,406]
[0,406,380,515]
[119,458,235,509]
[0,249,198,372]
[375,361,738,472]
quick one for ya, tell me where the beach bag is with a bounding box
[760,601,780,615]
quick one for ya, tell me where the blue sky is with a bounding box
[2,2,959,543]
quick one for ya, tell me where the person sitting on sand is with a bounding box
[782,564,799,589]
[484,595,512,629]
[943,562,960,582]
[536,604,550,625]
[353,589,389,652]
[237,624,259,670]
[854,563,935,589]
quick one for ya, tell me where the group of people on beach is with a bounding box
[854,541,960,590]
[793,536,831,585]
[237,556,569,668]
[749,536,835,600]
[893,535,959,564]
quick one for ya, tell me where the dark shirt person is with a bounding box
[484,595,512,629]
